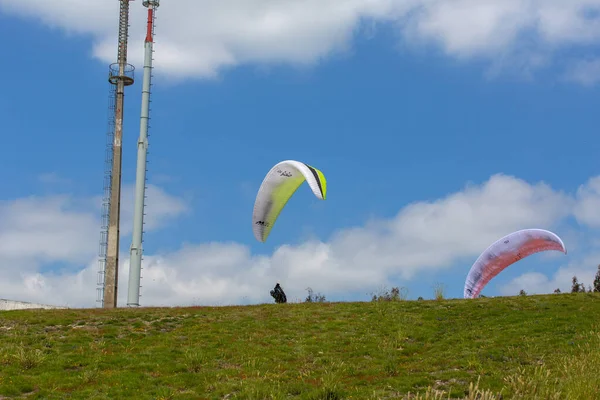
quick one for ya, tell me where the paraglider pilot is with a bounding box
[270,283,287,304]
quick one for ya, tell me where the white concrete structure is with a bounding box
[0,299,67,311]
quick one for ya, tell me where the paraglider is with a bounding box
[464,228,567,299]
[270,283,287,304]
[252,160,327,242]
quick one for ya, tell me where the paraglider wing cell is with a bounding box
[252,160,327,242]
[463,229,567,299]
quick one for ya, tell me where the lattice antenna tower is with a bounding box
[127,0,160,307]
[97,0,136,308]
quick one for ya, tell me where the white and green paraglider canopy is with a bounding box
[252,160,327,243]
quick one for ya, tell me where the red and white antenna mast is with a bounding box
[128,0,160,306]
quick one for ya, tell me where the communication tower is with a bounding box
[97,0,135,308]
[127,0,160,307]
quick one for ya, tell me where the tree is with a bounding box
[519,289,527,296]
[554,288,561,294]
[572,276,580,293]
[594,264,600,293]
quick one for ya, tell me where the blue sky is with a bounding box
[1,1,600,307]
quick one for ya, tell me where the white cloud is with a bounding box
[119,183,190,234]
[564,58,600,86]
[574,176,600,227]
[2,0,600,80]
[0,194,97,266]
[0,182,188,306]
[499,254,600,295]
[38,172,72,186]
[0,263,99,308]
[4,172,600,308]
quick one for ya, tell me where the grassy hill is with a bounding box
[1,293,599,399]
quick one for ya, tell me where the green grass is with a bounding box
[1,293,599,399]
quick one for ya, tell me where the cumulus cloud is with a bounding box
[564,58,600,86]
[0,194,98,266]
[119,183,190,234]
[499,254,600,296]
[0,182,188,306]
[3,172,600,308]
[2,0,600,80]
[573,177,600,228]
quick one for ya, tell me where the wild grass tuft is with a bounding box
[433,282,446,300]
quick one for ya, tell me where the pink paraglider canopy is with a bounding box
[464,228,567,299]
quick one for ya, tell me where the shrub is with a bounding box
[371,286,408,302]
[305,287,327,303]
